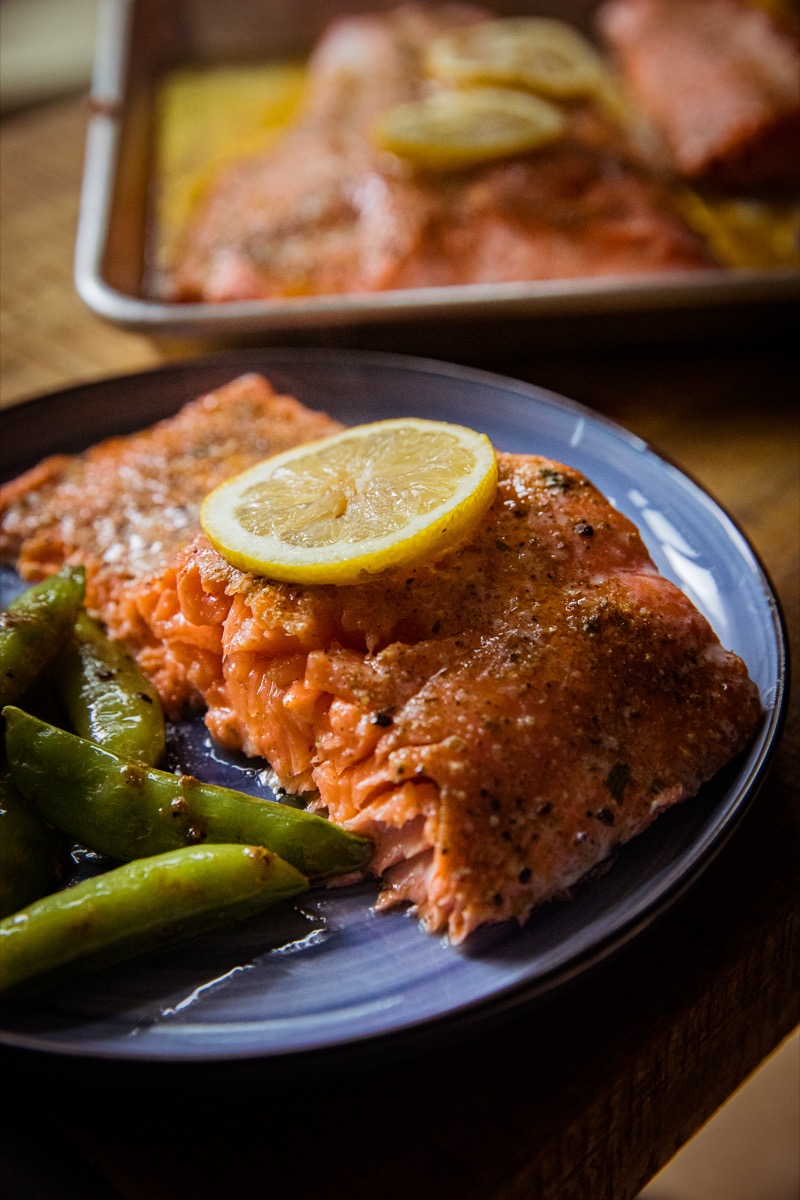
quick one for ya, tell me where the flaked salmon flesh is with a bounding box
[165,3,716,302]
[0,375,762,942]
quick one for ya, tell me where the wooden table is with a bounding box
[2,95,798,1200]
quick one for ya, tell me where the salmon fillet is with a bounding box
[0,380,762,942]
[597,0,800,190]
[161,460,761,942]
[166,3,715,302]
[0,374,341,713]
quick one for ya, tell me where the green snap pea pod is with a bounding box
[4,707,373,882]
[55,612,166,765]
[0,842,308,1001]
[0,566,86,706]
[0,765,64,919]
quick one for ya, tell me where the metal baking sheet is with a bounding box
[74,0,800,341]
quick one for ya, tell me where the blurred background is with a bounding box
[0,0,99,115]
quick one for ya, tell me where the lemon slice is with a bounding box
[426,17,607,100]
[373,87,564,170]
[200,418,498,585]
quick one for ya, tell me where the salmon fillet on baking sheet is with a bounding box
[597,0,800,190]
[166,3,715,302]
[0,374,763,944]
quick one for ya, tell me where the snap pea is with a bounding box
[4,707,373,882]
[0,765,64,919]
[0,842,308,1000]
[55,612,166,765]
[0,567,85,706]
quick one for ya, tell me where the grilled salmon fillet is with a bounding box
[0,377,763,942]
[0,374,341,713]
[161,460,761,941]
[166,3,715,302]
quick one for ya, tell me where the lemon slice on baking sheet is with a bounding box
[373,87,564,169]
[426,17,608,100]
[200,418,498,585]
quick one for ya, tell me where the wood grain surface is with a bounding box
[1,94,798,1200]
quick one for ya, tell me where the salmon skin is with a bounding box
[165,3,715,302]
[0,377,762,942]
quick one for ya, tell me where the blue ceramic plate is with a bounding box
[0,349,786,1063]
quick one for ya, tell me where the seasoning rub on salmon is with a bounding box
[0,376,762,943]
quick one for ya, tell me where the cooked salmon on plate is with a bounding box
[0,375,762,942]
[0,374,341,713]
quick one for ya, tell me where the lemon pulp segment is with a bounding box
[373,87,565,169]
[425,17,608,99]
[200,418,498,584]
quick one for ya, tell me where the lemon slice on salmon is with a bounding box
[426,17,608,100]
[373,87,564,169]
[200,418,498,585]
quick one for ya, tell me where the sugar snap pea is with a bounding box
[0,765,64,919]
[56,612,166,765]
[0,567,86,706]
[0,842,308,1000]
[4,707,373,882]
